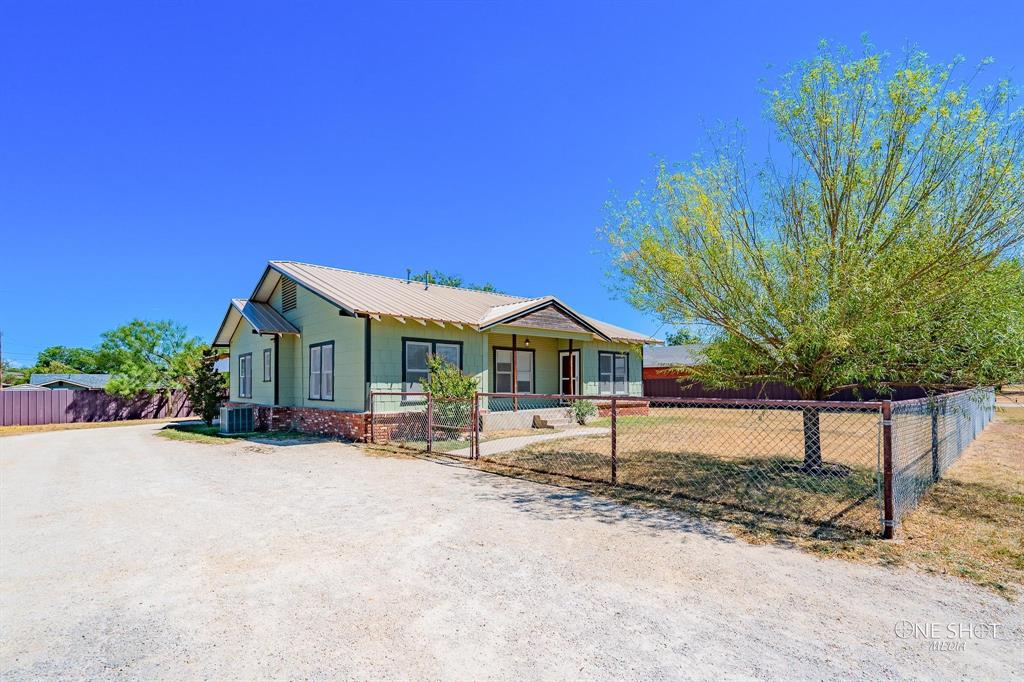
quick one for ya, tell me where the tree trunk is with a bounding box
[800,386,824,472]
[802,408,822,471]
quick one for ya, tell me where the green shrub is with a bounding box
[422,354,477,431]
[572,399,597,425]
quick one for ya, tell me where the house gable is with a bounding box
[503,303,593,334]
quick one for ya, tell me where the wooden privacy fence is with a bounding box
[0,390,194,426]
[643,378,940,402]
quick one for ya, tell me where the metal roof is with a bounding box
[243,261,657,343]
[30,373,111,389]
[643,344,707,367]
[212,298,301,347]
[232,299,300,335]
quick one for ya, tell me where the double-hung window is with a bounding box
[308,341,334,400]
[263,348,272,382]
[238,353,252,398]
[598,351,629,395]
[494,349,534,393]
[403,339,462,391]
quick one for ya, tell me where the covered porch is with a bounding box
[479,327,642,431]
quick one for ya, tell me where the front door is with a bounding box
[559,350,580,395]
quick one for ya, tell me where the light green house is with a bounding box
[212,261,657,436]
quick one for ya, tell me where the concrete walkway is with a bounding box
[448,426,609,458]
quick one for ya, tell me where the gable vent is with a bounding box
[281,279,297,312]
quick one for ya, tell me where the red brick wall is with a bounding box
[226,403,369,440]
[595,400,650,417]
[224,403,431,442]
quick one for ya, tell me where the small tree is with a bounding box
[182,349,227,425]
[421,354,478,435]
[101,320,203,407]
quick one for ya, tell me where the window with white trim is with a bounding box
[309,341,334,400]
[238,353,252,398]
[403,339,462,391]
[598,351,629,395]
[263,348,272,382]
[494,349,534,393]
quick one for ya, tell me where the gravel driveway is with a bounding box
[1,424,1020,680]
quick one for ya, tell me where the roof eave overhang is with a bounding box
[211,303,241,347]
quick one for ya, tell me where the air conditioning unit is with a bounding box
[220,405,254,434]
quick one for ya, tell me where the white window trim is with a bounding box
[494,348,534,394]
[598,351,629,396]
[238,353,252,398]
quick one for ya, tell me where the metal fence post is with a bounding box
[473,392,480,459]
[931,401,940,482]
[369,392,375,444]
[426,393,434,453]
[610,397,618,484]
[882,400,895,539]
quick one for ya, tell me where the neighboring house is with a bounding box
[29,374,112,391]
[213,261,658,439]
[642,344,707,380]
[2,383,50,391]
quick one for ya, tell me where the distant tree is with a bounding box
[665,329,701,346]
[2,360,27,385]
[411,269,499,293]
[182,348,227,425]
[605,41,1024,470]
[100,320,203,404]
[34,345,113,374]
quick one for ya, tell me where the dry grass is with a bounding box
[482,407,882,532]
[801,407,1023,598]
[0,417,193,438]
[996,384,1024,404]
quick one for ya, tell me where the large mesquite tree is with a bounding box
[605,42,1024,469]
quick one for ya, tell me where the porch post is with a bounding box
[512,333,518,411]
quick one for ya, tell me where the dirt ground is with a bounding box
[1,423,1021,680]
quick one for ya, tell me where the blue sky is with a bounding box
[1,1,1021,365]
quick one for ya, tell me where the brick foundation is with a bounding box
[596,399,650,417]
[227,403,370,441]
[225,403,434,442]
[224,399,650,441]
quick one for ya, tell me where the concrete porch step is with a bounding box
[532,415,574,429]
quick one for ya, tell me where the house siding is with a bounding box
[271,278,365,411]
[368,317,487,393]
[228,317,275,405]
[578,340,643,396]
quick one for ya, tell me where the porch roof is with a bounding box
[212,299,300,347]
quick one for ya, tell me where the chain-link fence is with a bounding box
[367,388,995,536]
[889,388,996,527]
[368,391,477,455]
